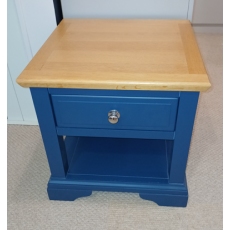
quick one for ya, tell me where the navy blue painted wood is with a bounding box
[48,187,188,206]
[30,87,199,207]
[30,88,68,178]
[64,136,79,165]
[166,140,174,173]
[47,172,188,205]
[48,88,180,98]
[57,127,175,140]
[67,137,169,181]
[169,92,199,183]
[47,135,188,206]
[48,174,187,195]
[48,188,92,201]
[139,193,188,207]
[51,95,178,131]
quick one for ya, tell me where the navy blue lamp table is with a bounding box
[17,19,211,207]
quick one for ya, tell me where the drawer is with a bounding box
[51,95,178,131]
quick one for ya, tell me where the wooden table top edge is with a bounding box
[16,74,211,92]
[16,19,211,92]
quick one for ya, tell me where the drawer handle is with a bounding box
[108,110,120,124]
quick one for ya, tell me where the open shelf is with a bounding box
[65,137,173,184]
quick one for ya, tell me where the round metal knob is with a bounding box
[108,110,120,124]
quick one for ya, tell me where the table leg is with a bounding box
[30,88,68,178]
[169,92,199,184]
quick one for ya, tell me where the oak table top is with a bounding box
[17,19,211,91]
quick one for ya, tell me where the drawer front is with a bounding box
[51,95,178,131]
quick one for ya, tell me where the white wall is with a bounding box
[193,0,223,24]
[61,0,191,19]
[7,0,36,124]
[7,66,23,122]
[7,0,56,124]
[192,0,223,33]
[18,0,57,56]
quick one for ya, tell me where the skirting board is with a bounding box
[7,120,38,125]
[192,24,223,33]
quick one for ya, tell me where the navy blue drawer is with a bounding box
[51,95,178,131]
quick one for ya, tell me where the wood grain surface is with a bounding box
[16,19,211,91]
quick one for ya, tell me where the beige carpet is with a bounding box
[8,33,223,230]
